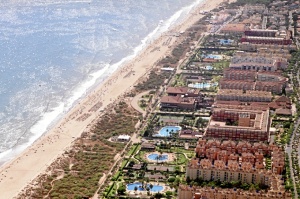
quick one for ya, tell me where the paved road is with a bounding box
[285,61,300,199]
[286,119,299,199]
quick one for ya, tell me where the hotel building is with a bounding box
[241,29,293,45]
[204,108,270,142]
[160,95,196,110]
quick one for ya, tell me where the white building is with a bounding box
[117,135,130,142]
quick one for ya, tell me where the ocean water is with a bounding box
[0,0,202,164]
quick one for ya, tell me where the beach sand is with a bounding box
[0,0,228,198]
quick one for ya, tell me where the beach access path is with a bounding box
[130,90,154,117]
[0,0,229,198]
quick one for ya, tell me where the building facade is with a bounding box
[178,185,291,199]
[216,89,272,102]
[204,108,270,142]
[182,140,287,199]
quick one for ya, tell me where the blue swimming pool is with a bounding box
[188,82,217,89]
[204,54,223,59]
[127,182,164,192]
[148,153,169,161]
[155,126,181,137]
[205,65,213,70]
[220,39,233,44]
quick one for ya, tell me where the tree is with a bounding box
[166,191,173,198]
[140,99,147,108]
[117,186,126,195]
[186,176,191,183]
[150,183,153,190]
[145,177,150,183]
[154,192,164,199]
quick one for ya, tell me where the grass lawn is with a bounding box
[126,144,140,157]
[112,171,121,181]
[120,159,128,169]
[134,150,147,162]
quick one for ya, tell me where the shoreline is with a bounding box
[0,0,227,198]
[0,0,200,166]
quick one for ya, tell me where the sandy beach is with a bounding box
[0,0,227,198]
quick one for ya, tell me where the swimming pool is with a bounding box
[155,126,181,137]
[188,82,217,89]
[220,39,233,44]
[205,65,213,70]
[127,182,164,192]
[147,153,169,162]
[204,54,223,59]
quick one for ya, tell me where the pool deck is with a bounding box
[144,152,175,163]
[153,126,182,137]
[126,182,169,194]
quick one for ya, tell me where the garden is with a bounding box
[102,142,195,198]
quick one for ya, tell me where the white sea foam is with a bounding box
[0,0,204,165]
[136,0,204,45]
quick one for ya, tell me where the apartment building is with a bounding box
[256,71,286,82]
[244,4,266,13]
[182,139,286,199]
[244,29,278,37]
[212,96,292,116]
[241,36,293,45]
[219,78,284,94]
[204,108,270,141]
[221,59,287,94]
[223,68,286,82]
[216,89,272,102]
[223,68,256,81]
[219,79,255,91]
[240,42,297,52]
[229,54,288,71]
[255,81,284,94]
[178,185,291,199]
[235,49,292,60]
[241,29,293,45]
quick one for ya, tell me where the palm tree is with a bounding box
[150,183,153,191]
[156,154,161,164]
[141,181,145,190]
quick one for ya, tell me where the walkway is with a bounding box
[130,90,154,117]
[286,119,299,199]
[285,62,300,199]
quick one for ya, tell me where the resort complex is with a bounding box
[205,107,270,141]
[10,0,300,199]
